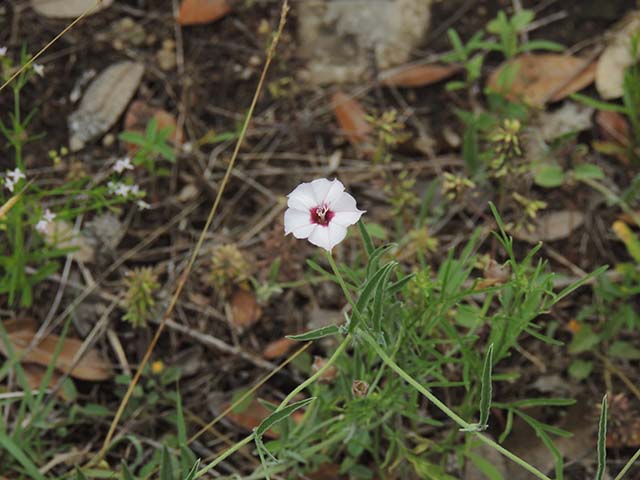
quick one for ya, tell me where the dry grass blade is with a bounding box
[0,0,103,94]
[93,0,291,463]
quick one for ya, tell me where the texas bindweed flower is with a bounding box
[284,178,365,252]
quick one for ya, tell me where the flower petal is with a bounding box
[330,192,358,212]
[307,225,332,251]
[323,179,346,205]
[284,209,314,238]
[327,222,348,250]
[310,178,343,205]
[287,182,317,211]
[332,210,364,227]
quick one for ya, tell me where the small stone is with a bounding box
[102,133,115,147]
[297,0,432,84]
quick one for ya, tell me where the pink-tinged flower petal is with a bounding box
[287,182,317,211]
[332,210,364,227]
[330,191,358,212]
[284,208,314,237]
[310,178,343,205]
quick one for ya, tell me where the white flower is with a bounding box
[6,168,26,183]
[32,63,44,77]
[136,200,151,210]
[43,208,56,222]
[35,219,48,234]
[0,47,7,57]
[284,178,365,252]
[113,157,134,173]
[4,168,25,193]
[36,209,55,234]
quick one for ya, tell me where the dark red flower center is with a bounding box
[310,204,334,227]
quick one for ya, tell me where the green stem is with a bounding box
[326,251,356,308]
[196,332,352,478]
[277,333,351,409]
[360,330,552,480]
[614,446,640,480]
[195,433,253,478]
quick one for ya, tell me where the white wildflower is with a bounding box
[32,63,44,77]
[113,157,134,173]
[284,178,365,252]
[0,47,7,57]
[36,209,56,234]
[4,168,26,193]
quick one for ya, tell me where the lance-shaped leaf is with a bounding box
[287,324,342,341]
[255,397,316,438]
[479,344,494,429]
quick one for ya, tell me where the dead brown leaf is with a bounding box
[596,11,640,99]
[379,63,461,88]
[230,288,262,331]
[0,318,113,381]
[69,61,145,151]
[221,397,279,439]
[331,91,374,150]
[513,210,585,243]
[123,100,184,154]
[487,54,595,107]
[262,337,296,359]
[178,0,231,26]
[22,364,72,401]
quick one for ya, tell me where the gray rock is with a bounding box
[297,0,432,84]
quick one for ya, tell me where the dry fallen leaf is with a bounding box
[331,91,373,150]
[123,100,184,154]
[221,397,279,439]
[22,364,72,401]
[487,54,595,107]
[230,288,262,331]
[0,318,113,381]
[513,210,585,243]
[178,0,232,26]
[378,63,461,87]
[594,109,631,164]
[68,61,145,151]
[31,0,112,18]
[596,11,640,99]
[262,337,297,359]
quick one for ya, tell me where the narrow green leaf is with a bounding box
[75,469,89,480]
[387,273,415,296]
[121,463,136,480]
[358,220,374,256]
[351,262,397,332]
[287,324,341,341]
[570,93,628,113]
[183,459,201,480]
[256,397,316,438]
[0,432,45,480]
[479,344,494,428]
[160,446,173,480]
[596,395,607,480]
[372,263,394,334]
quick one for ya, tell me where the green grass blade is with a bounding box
[0,431,46,480]
[596,395,607,480]
[287,324,341,341]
